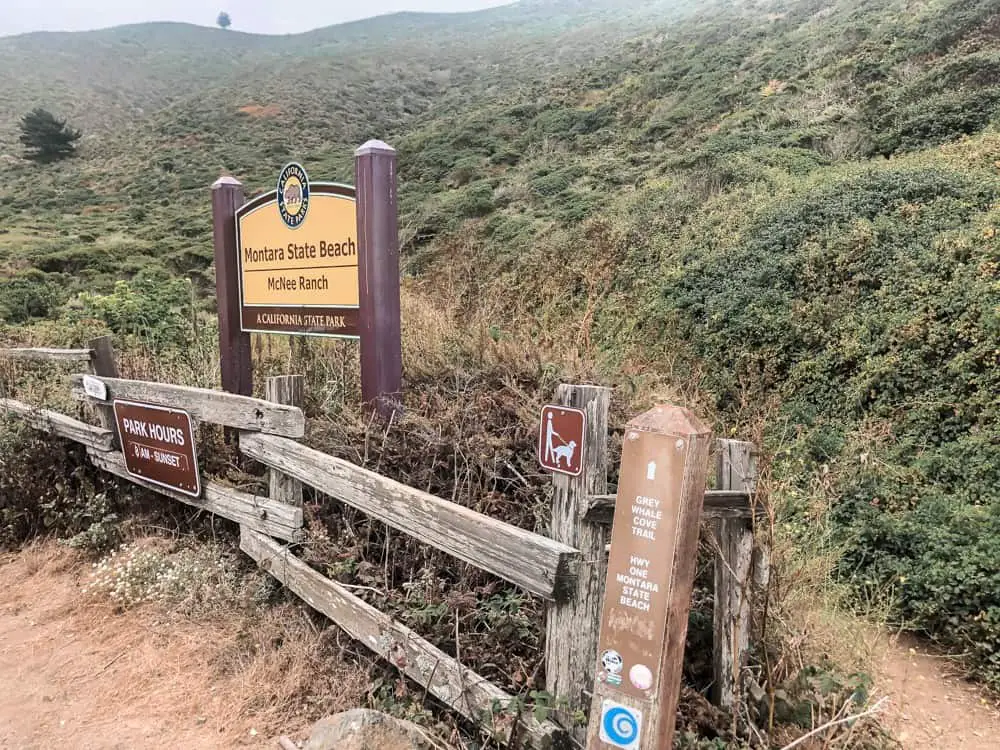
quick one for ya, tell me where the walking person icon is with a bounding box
[545,411,564,464]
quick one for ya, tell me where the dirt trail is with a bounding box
[0,544,310,750]
[876,632,1000,749]
[4,544,1000,749]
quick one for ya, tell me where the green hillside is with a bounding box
[3,0,1000,741]
[0,0,699,150]
[0,0,704,298]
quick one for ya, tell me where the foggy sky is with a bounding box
[0,0,513,37]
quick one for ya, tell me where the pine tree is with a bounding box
[18,108,81,163]
[217,12,232,29]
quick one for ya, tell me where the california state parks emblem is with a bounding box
[276,162,310,229]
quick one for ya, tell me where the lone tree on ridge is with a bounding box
[217,11,232,29]
[18,108,81,163]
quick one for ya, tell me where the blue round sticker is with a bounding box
[602,706,639,746]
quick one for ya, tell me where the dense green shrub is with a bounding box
[444,181,495,220]
[869,88,1000,155]
[0,270,67,323]
[72,269,196,350]
[840,500,1000,688]
[652,160,1000,682]
[0,421,127,553]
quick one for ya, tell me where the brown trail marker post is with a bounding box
[212,175,252,397]
[355,140,403,422]
[586,405,712,750]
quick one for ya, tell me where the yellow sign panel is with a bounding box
[235,174,359,338]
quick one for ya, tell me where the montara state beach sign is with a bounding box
[236,164,360,338]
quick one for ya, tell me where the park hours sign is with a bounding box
[113,400,201,498]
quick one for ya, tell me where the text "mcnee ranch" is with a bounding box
[267,275,329,291]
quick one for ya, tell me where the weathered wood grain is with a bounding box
[584,489,755,524]
[0,347,93,362]
[88,449,303,542]
[87,337,119,378]
[265,376,304,507]
[239,432,579,601]
[70,374,305,438]
[211,176,253,397]
[240,529,568,750]
[711,439,758,711]
[544,384,610,743]
[87,336,119,442]
[716,438,758,493]
[0,398,114,451]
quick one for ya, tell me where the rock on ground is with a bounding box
[304,708,434,750]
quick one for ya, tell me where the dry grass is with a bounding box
[0,539,372,747]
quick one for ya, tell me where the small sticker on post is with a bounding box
[82,375,108,401]
[599,701,642,749]
[629,664,653,691]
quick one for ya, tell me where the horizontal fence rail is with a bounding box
[0,347,94,363]
[1,398,114,452]
[584,488,760,524]
[240,529,566,749]
[88,449,304,543]
[71,374,306,438]
[240,431,580,601]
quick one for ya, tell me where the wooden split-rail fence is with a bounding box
[0,342,766,749]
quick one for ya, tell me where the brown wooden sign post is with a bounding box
[212,175,253,397]
[355,140,403,422]
[586,405,712,750]
[544,384,611,745]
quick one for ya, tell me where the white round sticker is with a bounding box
[629,663,653,690]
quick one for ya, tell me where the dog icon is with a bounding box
[552,440,577,468]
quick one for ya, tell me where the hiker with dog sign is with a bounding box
[537,404,586,476]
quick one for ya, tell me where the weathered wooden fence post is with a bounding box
[88,336,119,380]
[87,335,119,441]
[586,405,713,750]
[711,439,759,710]
[265,375,305,507]
[545,383,610,742]
[211,175,253,397]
